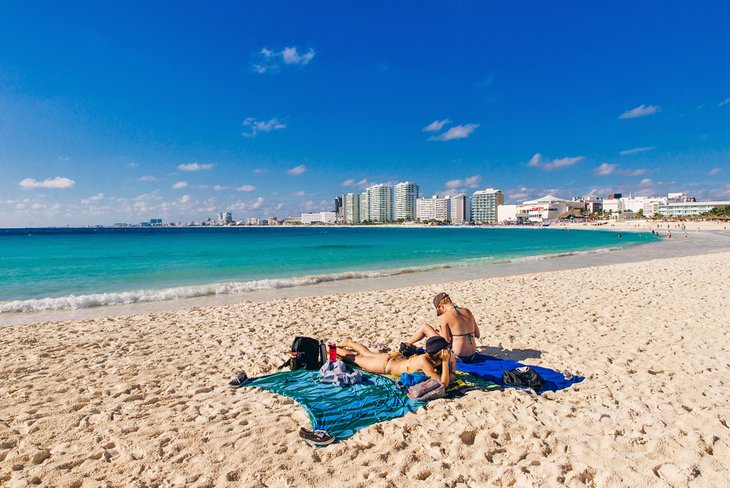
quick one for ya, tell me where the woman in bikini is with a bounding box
[406,292,481,363]
[336,336,455,385]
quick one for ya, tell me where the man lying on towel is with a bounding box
[405,292,481,363]
[337,336,456,385]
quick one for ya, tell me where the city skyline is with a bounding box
[1,2,729,227]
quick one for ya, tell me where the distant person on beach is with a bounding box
[405,292,481,363]
[337,336,455,385]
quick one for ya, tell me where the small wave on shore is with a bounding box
[0,264,451,313]
[0,246,626,314]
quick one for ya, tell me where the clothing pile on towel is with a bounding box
[319,360,364,386]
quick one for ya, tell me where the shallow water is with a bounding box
[0,226,656,315]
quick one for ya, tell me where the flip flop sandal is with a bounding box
[299,427,335,446]
[228,372,248,386]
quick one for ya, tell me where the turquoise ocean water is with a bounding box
[0,227,657,313]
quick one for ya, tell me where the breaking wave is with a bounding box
[0,245,624,313]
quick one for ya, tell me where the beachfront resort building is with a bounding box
[301,212,337,224]
[518,195,584,222]
[366,184,393,222]
[217,212,233,225]
[360,191,369,222]
[450,194,471,223]
[334,196,344,223]
[497,204,518,223]
[344,193,361,224]
[416,196,451,222]
[471,188,504,224]
[657,200,730,217]
[393,182,419,221]
[602,195,670,217]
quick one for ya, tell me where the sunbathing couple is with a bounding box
[338,292,480,385]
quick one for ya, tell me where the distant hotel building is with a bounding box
[366,184,393,222]
[417,196,451,222]
[334,196,344,223]
[393,182,419,221]
[360,191,369,222]
[344,193,361,224]
[471,189,504,223]
[301,212,337,224]
[218,211,233,224]
[450,194,471,223]
[658,200,730,217]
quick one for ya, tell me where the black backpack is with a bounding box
[502,366,545,392]
[279,336,327,371]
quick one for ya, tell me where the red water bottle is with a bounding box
[328,343,337,362]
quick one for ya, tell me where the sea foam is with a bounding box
[0,264,449,313]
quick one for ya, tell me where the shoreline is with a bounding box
[2,247,729,486]
[2,227,729,327]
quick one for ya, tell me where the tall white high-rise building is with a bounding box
[360,191,369,222]
[471,188,504,223]
[393,182,419,221]
[449,194,470,223]
[416,196,451,222]
[366,184,393,222]
[344,193,361,224]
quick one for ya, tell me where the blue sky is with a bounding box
[1,1,729,226]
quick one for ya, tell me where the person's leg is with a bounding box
[352,354,387,374]
[336,345,387,373]
[407,323,440,344]
[340,339,375,357]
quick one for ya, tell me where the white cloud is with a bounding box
[445,175,482,189]
[282,47,315,65]
[341,178,371,190]
[138,175,158,182]
[179,194,191,204]
[253,46,315,73]
[640,178,653,185]
[58,156,71,161]
[618,104,660,120]
[127,162,138,168]
[428,123,479,141]
[293,191,306,197]
[619,146,655,156]
[236,185,256,192]
[242,117,286,137]
[708,167,721,176]
[252,168,267,174]
[177,163,214,171]
[621,168,647,176]
[19,176,76,189]
[594,163,617,176]
[422,119,451,132]
[719,98,730,107]
[594,163,647,177]
[286,165,307,176]
[213,185,228,191]
[231,197,265,212]
[527,153,584,171]
[172,181,188,190]
[81,193,105,204]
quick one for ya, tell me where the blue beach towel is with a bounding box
[456,353,584,392]
[243,369,421,440]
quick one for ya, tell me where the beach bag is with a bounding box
[407,379,446,401]
[502,366,544,392]
[279,337,327,371]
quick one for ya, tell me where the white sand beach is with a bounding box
[2,248,730,487]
